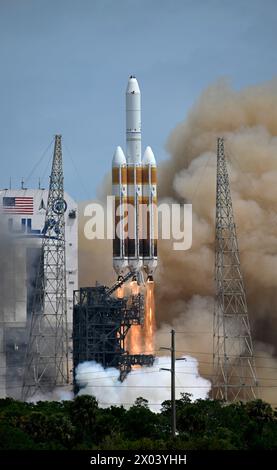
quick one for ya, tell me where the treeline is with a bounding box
[0,394,277,450]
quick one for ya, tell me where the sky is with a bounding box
[0,0,277,201]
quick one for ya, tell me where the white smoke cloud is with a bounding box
[26,387,74,403]
[75,356,211,412]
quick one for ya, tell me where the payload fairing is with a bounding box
[112,76,157,282]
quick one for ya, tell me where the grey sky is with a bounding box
[0,0,276,201]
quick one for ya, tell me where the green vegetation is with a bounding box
[0,394,276,450]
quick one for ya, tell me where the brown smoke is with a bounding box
[155,78,277,403]
[78,200,114,288]
[79,79,277,404]
[156,79,277,331]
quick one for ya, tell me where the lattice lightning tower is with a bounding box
[22,135,69,400]
[212,137,258,402]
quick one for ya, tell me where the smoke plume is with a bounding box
[0,222,31,399]
[155,78,277,403]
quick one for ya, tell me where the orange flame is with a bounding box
[126,279,156,357]
[117,286,124,298]
[144,280,156,354]
[128,324,143,354]
[127,281,142,354]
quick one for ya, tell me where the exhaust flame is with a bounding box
[127,281,143,354]
[144,281,156,354]
[130,280,139,295]
[117,286,124,299]
[126,280,156,356]
[128,324,143,354]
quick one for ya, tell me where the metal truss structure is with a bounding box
[73,285,154,391]
[212,137,258,402]
[22,135,69,400]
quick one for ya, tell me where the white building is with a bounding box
[0,188,78,398]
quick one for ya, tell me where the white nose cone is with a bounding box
[112,146,126,166]
[142,146,156,166]
[126,75,140,94]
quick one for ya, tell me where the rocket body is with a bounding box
[126,77,141,165]
[126,77,143,274]
[112,76,157,282]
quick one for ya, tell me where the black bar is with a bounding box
[0,450,274,468]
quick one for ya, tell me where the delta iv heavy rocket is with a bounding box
[112,76,157,283]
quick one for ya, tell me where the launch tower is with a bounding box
[73,275,154,390]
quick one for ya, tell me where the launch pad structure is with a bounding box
[73,276,155,390]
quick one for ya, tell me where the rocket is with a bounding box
[112,76,157,282]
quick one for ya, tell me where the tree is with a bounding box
[0,424,37,450]
[69,395,99,443]
[123,398,160,440]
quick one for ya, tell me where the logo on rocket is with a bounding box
[112,76,157,283]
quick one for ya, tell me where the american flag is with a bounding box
[2,197,33,214]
